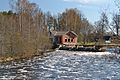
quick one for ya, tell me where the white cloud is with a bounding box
[63,0,107,5]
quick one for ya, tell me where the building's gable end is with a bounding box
[65,31,77,38]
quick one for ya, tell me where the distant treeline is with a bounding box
[0,0,120,56]
[0,0,52,56]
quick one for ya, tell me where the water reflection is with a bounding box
[0,50,120,80]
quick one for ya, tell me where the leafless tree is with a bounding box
[111,13,120,36]
[0,0,52,56]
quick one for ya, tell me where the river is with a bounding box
[0,50,120,80]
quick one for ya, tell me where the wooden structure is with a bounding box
[59,43,120,52]
[50,31,77,47]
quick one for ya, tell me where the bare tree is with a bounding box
[114,0,120,12]
[58,8,84,34]
[0,0,52,56]
[111,13,120,36]
[95,12,109,37]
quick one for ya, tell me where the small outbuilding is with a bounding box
[50,31,77,47]
[103,35,112,44]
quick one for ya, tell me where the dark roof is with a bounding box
[51,31,77,36]
[68,31,77,36]
[51,31,66,36]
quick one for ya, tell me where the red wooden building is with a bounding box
[51,31,77,47]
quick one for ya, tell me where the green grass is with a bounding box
[77,42,96,45]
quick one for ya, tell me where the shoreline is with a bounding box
[0,49,54,63]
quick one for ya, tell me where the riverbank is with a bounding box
[0,49,54,63]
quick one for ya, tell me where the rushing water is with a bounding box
[0,50,120,80]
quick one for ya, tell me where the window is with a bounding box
[68,39,70,42]
[71,39,73,42]
[65,39,67,42]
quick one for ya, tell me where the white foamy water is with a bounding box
[0,50,120,80]
[56,50,112,56]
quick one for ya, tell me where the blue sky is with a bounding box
[0,0,119,24]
